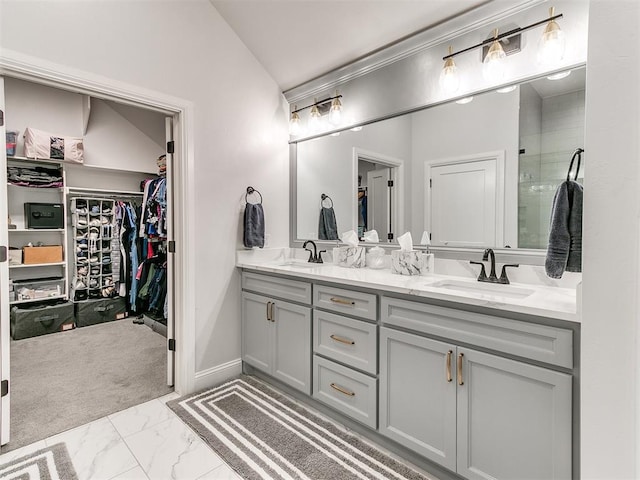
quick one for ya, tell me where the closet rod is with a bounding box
[65,187,144,197]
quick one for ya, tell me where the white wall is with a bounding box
[296,115,411,240]
[0,1,289,379]
[582,1,640,478]
[410,89,519,246]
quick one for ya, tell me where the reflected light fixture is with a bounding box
[455,96,474,105]
[547,70,572,81]
[496,85,517,93]
[439,46,460,94]
[288,93,344,136]
[483,29,507,82]
[289,106,302,136]
[538,7,566,65]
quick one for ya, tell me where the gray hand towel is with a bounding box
[318,206,338,240]
[545,180,583,278]
[244,203,265,248]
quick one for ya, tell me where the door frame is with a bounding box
[352,148,405,239]
[0,54,197,409]
[424,150,505,249]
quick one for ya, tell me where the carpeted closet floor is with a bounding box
[1,319,172,453]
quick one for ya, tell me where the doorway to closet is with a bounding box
[0,74,181,452]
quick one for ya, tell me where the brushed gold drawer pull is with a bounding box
[330,297,355,306]
[446,350,453,382]
[330,334,355,345]
[330,383,355,397]
[457,353,464,386]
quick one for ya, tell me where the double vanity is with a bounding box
[237,251,579,480]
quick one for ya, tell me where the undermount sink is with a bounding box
[277,260,326,269]
[427,279,535,299]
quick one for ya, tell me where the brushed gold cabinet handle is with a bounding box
[269,302,275,322]
[266,302,271,322]
[330,383,355,397]
[446,350,453,382]
[330,297,355,306]
[330,334,355,345]
[457,353,464,386]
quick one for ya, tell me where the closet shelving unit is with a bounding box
[7,156,69,305]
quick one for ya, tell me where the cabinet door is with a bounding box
[272,301,311,394]
[379,327,457,470]
[457,348,572,480]
[241,292,271,372]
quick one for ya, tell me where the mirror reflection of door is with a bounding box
[358,159,395,241]
[428,153,504,248]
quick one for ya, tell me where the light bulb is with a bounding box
[289,109,301,136]
[329,96,342,126]
[538,7,565,66]
[308,104,322,133]
[439,46,460,95]
[483,31,507,83]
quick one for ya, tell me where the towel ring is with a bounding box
[566,148,584,182]
[321,193,333,208]
[245,186,263,205]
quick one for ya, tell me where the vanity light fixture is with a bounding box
[483,29,507,82]
[439,46,460,94]
[350,125,363,132]
[440,7,565,86]
[496,85,517,93]
[288,93,344,136]
[538,7,566,65]
[289,106,302,136]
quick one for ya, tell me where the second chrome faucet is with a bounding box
[470,248,519,284]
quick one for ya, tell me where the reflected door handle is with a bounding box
[457,353,464,385]
[266,302,271,322]
[269,302,275,322]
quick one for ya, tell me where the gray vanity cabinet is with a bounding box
[241,272,312,394]
[379,298,572,480]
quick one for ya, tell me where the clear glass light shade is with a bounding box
[496,85,517,93]
[538,21,566,65]
[547,70,572,81]
[289,111,302,136]
[308,105,323,133]
[483,40,507,83]
[439,58,460,94]
[329,97,342,126]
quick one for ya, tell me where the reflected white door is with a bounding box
[165,117,175,387]
[0,77,11,445]
[366,168,391,239]
[429,159,497,248]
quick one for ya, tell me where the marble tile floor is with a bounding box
[0,392,242,480]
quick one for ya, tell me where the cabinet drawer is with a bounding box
[314,310,377,374]
[242,271,311,305]
[382,297,573,368]
[314,285,377,321]
[313,356,377,429]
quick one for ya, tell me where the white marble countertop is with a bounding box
[237,253,579,323]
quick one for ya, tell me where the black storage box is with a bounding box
[75,297,127,327]
[10,301,75,340]
[25,203,64,229]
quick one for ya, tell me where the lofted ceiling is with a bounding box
[210,0,491,92]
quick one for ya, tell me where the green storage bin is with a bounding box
[75,297,127,327]
[10,301,74,340]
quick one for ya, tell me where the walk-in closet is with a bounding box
[0,76,176,451]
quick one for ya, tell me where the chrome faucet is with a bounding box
[303,240,326,263]
[470,248,519,284]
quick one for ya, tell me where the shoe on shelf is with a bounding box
[89,219,101,227]
[74,207,88,215]
[75,278,87,289]
[77,266,88,275]
[89,256,99,264]
[90,205,100,214]
[76,219,88,228]
[89,278,99,288]
[75,232,87,240]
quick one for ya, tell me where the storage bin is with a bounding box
[8,248,22,266]
[13,277,64,301]
[10,301,74,340]
[23,245,63,264]
[75,297,127,327]
[6,130,18,156]
[25,203,64,229]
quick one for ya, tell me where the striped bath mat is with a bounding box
[0,443,78,479]
[168,375,430,480]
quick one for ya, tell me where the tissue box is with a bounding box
[333,246,366,268]
[391,250,433,275]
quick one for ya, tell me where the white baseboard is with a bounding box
[194,358,242,391]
